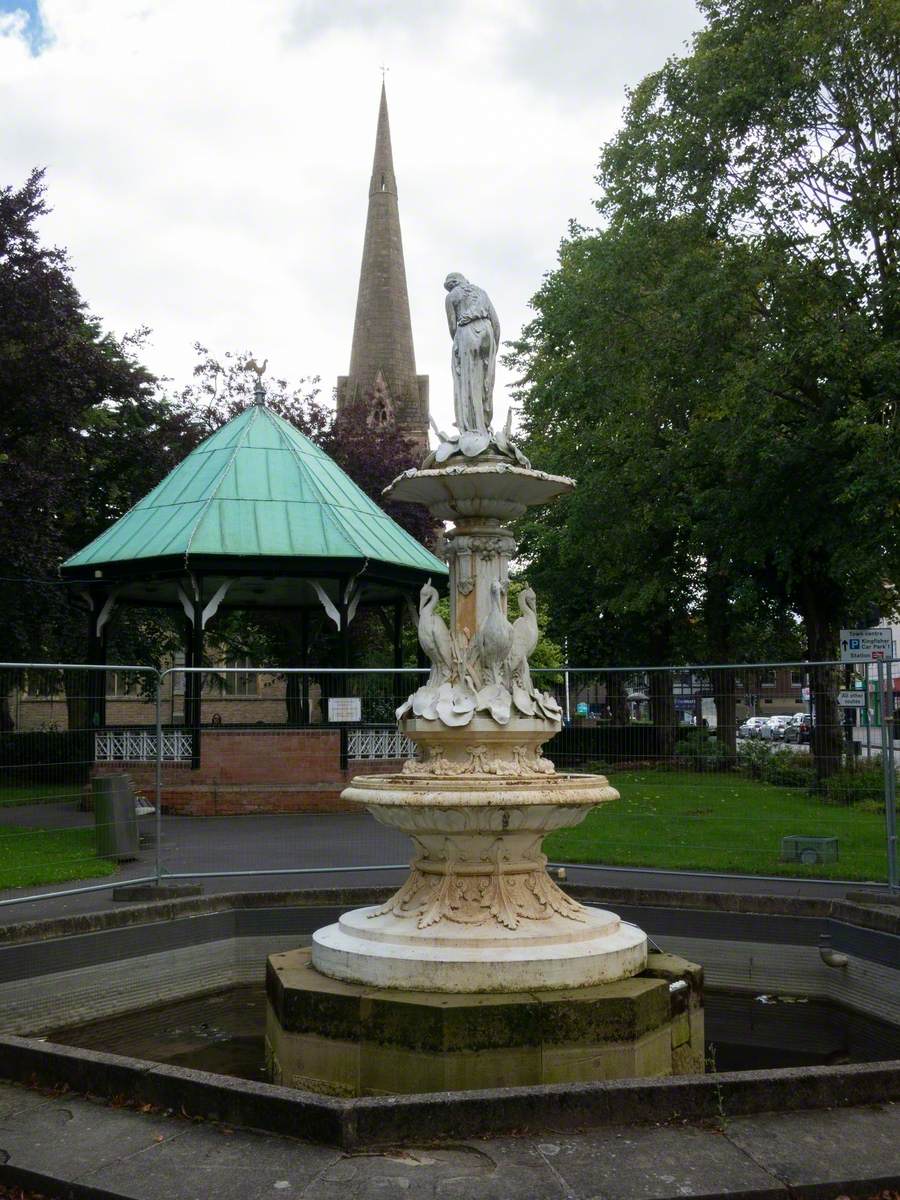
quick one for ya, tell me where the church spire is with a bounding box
[369,82,397,197]
[337,83,429,453]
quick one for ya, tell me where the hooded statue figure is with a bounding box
[444,273,500,436]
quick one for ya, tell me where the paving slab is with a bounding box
[0,1089,183,1179]
[507,1125,781,1200]
[79,1119,341,1200]
[2,1080,900,1200]
[0,1083,56,1124]
[302,1143,563,1200]
[724,1103,900,1190]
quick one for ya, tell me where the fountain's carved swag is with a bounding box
[310,277,647,990]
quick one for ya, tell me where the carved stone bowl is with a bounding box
[311,770,647,993]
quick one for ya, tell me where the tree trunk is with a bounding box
[704,562,737,760]
[283,610,312,726]
[606,673,629,726]
[712,668,737,759]
[64,672,90,735]
[809,660,843,783]
[285,672,304,725]
[649,668,677,761]
[799,586,843,783]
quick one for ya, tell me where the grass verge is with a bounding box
[0,826,117,889]
[0,783,83,807]
[543,769,888,881]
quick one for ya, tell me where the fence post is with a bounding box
[155,671,163,887]
[877,659,898,892]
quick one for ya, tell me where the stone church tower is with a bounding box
[337,84,429,453]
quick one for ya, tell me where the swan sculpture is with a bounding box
[508,586,539,715]
[508,588,538,685]
[418,579,452,688]
[474,580,513,687]
[470,579,514,725]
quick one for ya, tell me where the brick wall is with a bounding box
[11,687,323,731]
[91,727,404,815]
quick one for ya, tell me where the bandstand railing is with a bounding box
[347,727,416,760]
[95,729,193,763]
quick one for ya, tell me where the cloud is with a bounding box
[0,0,701,433]
[287,0,445,42]
[498,0,697,105]
[0,1,46,54]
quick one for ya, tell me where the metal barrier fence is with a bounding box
[0,658,896,910]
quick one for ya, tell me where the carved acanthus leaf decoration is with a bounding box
[369,864,589,930]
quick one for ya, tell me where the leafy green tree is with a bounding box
[601,0,900,773]
[511,0,899,775]
[0,171,193,703]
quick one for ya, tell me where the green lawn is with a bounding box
[0,827,116,889]
[0,782,83,807]
[544,769,889,882]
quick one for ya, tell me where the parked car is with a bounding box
[738,717,770,739]
[759,715,793,741]
[784,714,812,744]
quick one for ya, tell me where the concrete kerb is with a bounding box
[348,1061,900,1147]
[2,884,899,946]
[1,885,898,1152]
[1,1034,899,1152]
[0,887,396,945]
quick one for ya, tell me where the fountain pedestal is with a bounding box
[266,283,702,1094]
[312,771,646,993]
[308,464,649,995]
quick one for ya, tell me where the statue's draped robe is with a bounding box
[446,283,500,435]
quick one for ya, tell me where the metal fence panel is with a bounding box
[533,662,897,889]
[0,658,896,910]
[0,663,162,901]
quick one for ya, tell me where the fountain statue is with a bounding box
[266,277,704,1095]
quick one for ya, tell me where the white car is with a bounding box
[759,715,792,741]
[738,717,770,739]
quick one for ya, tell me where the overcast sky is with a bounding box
[1,0,701,435]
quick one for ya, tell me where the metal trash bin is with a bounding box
[93,774,140,861]
[780,834,838,865]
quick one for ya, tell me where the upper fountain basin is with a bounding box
[341,771,618,810]
[385,462,575,521]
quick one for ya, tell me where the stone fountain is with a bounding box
[266,274,703,1095]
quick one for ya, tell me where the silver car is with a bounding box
[738,717,770,739]
[759,715,792,741]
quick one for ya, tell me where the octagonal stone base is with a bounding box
[265,948,704,1097]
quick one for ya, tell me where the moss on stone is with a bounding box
[360,990,543,1052]
[644,952,703,992]
[268,950,365,1042]
[537,977,670,1045]
[266,949,704,1091]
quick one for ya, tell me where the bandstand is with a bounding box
[60,387,446,812]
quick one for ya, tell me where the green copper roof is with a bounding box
[63,404,446,577]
